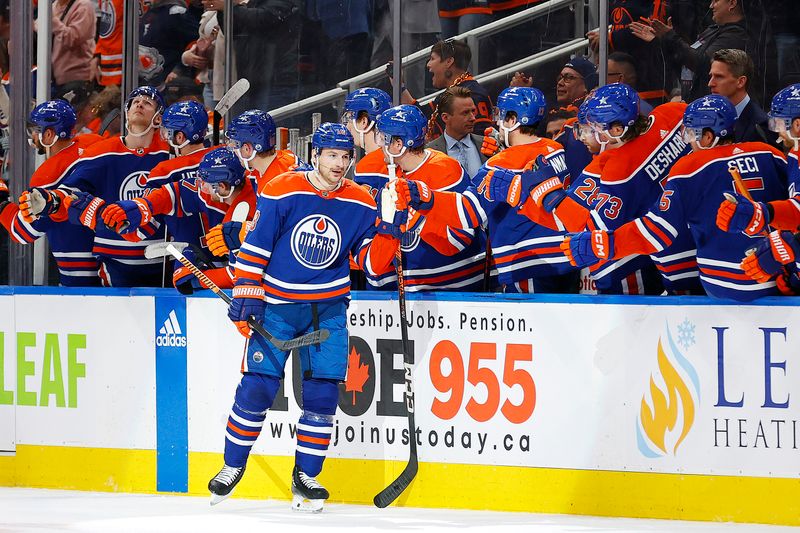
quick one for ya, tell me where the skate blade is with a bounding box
[210,492,232,506]
[291,494,324,513]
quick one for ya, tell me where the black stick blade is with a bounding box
[373,459,418,508]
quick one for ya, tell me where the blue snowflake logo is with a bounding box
[677,319,695,350]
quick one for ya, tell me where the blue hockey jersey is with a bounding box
[613,142,789,300]
[234,171,396,304]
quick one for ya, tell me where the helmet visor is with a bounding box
[768,116,790,134]
[681,125,702,145]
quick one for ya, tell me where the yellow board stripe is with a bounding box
[3,445,800,525]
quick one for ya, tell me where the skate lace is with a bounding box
[215,465,241,485]
[298,471,323,490]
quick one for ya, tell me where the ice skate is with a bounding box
[208,464,245,505]
[291,466,329,513]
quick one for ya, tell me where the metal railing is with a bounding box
[269,0,588,123]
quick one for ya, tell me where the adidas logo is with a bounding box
[546,146,554,153]
[156,309,187,347]
[733,147,744,154]
[660,129,669,139]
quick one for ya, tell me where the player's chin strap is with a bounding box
[351,119,376,149]
[216,183,236,200]
[167,132,191,152]
[594,126,628,153]
[498,120,521,148]
[383,145,406,177]
[127,111,162,138]
[234,146,257,172]
[28,129,58,159]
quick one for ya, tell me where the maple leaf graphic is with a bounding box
[345,346,370,405]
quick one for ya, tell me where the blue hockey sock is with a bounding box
[295,378,338,477]
[223,373,280,468]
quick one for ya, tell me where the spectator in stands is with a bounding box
[438,0,492,40]
[425,86,488,178]
[400,39,493,140]
[307,0,371,88]
[139,0,201,87]
[628,0,751,102]
[607,52,654,114]
[510,57,597,111]
[77,85,122,137]
[708,48,776,145]
[204,0,303,113]
[37,0,96,97]
[543,106,576,139]
[587,0,673,104]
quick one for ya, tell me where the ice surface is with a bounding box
[0,488,796,533]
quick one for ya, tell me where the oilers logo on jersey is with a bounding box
[98,0,116,38]
[401,230,421,252]
[119,171,151,200]
[290,215,341,270]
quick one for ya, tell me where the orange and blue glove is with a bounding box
[19,187,67,222]
[64,191,107,230]
[740,230,800,283]
[716,191,770,235]
[394,179,434,212]
[560,230,614,268]
[206,221,251,257]
[228,279,265,338]
[102,198,154,234]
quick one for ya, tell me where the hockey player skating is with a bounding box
[19,86,171,287]
[208,123,402,511]
[560,94,790,301]
[0,100,103,285]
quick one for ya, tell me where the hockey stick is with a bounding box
[374,172,418,508]
[213,78,250,145]
[165,243,329,351]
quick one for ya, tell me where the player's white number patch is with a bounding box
[119,171,151,201]
[290,214,342,270]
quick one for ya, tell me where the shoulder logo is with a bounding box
[290,214,342,270]
[119,171,150,200]
[156,309,187,347]
[660,129,669,139]
[546,146,554,153]
[732,147,744,155]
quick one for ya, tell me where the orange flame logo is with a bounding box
[637,323,699,457]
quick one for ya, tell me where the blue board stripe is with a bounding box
[155,296,188,492]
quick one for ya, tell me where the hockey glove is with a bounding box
[777,268,800,296]
[480,127,502,158]
[716,191,770,235]
[228,279,266,338]
[560,230,614,268]
[394,179,434,213]
[102,198,154,234]
[375,184,406,239]
[206,221,251,257]
[64,192,107,231]
[524,156,567,212]
[740,230,800,283]
[19,187,66,222]
[480,168,527,207]
[172,248,210,295]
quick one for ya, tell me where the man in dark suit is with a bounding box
[708,48,778,146]
[425,86,488,178]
